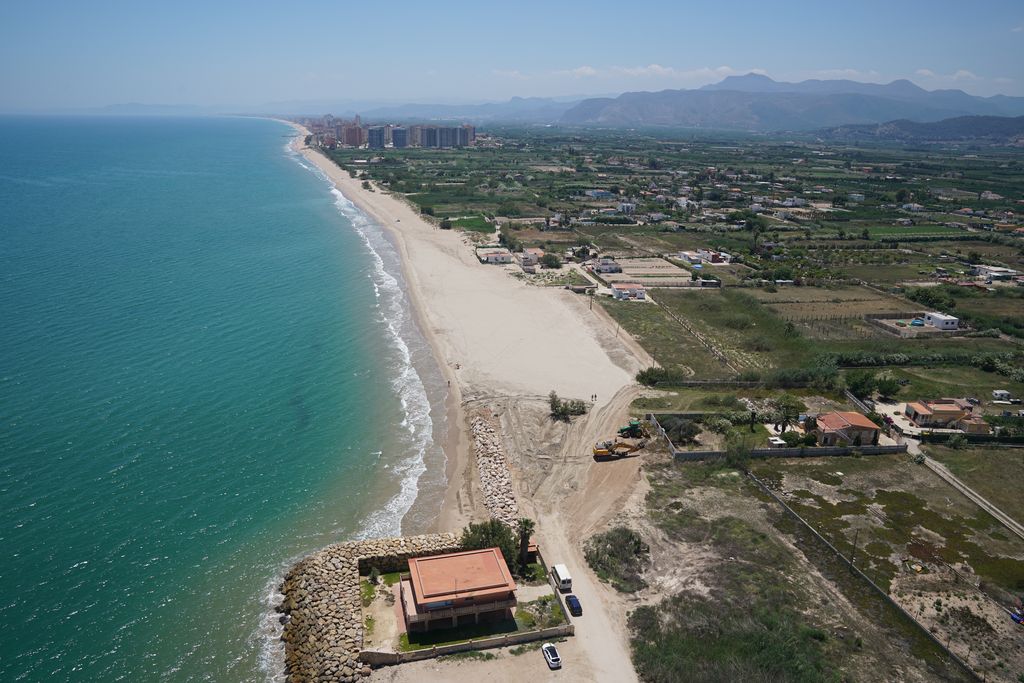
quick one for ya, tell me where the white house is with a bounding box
[476,247,513,264]
[923,312,959,330]
[617,202,636,215]
[974,264,1019,280]
[594,258,623,274]
[519,248,545,266]
[611,283,646,300]
[993,389,1012,400]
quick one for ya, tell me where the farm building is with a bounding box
[594,258,623,274]
[903,398,988,433]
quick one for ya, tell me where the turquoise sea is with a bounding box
[0,116,448,681]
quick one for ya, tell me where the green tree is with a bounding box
[516,518,536,575]
[772,393,805,433]
[845,370,877,399]
[540,253,562,269]
[460,519,519,575]
[875,375,901,398]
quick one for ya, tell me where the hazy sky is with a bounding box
[2,0,1023,111]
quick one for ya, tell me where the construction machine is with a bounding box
[593,439,647,459]
[617,419,649,439]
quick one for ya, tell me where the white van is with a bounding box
[551,563,572,592]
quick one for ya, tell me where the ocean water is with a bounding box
[0,116,447,681]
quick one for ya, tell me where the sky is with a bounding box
[1,0,1023,111]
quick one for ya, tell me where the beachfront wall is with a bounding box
[359,624,575,666]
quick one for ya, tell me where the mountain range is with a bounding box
[558,74,1024,131]
[820,115,1024,144]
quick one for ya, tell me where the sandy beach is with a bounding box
[282,121,649,682]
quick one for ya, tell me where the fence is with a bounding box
[359,624,575,666]
[671,444,907,462]
[647,413,907,461]
[745,470,980,681]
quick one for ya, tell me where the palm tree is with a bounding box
[516,517,536,576]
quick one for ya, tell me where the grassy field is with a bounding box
[451,215,494,233]
[925,446,1024,524]
[599,298,730,378]
[864,225,966,238]
[750,454,1024,594]
[878,365,1024,408]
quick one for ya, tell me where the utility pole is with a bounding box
[849,528,860,569]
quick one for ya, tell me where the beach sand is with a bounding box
[282,122,649,682]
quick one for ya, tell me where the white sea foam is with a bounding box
[259,141,439,682]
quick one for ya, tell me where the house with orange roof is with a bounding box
[399,547,517,632]
[814,411,880,447]
[903,398,990,434]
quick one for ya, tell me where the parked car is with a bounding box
[566,594,582,616]
[542,642,562,669]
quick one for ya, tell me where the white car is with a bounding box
[542,642,562,669]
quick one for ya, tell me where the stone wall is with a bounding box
[470,415,520,526]
[278,532,460,682]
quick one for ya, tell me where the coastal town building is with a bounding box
[475,247,513,264]
[814,411,880,446]
[399,547,517,633]
[611,283,646,300]
[367,127,386,149]
[594,258,623,274]
[391,127,408,148]
[903,398,988,433]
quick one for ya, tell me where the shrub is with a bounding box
[460,519,519,575]
[549,391,589,421]
[585,527,650,593]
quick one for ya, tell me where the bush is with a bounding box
[636,367,689,386]
[540,253,562,268]
[584,527,650,593]
[549,391,589,421]
[659,415,701,443]
[460,519,519,575]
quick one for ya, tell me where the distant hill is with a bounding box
[359,96,580,123]
[560,74,1024,131]
[821,115,1024,143]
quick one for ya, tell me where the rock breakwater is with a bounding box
[278,532,460,682]
[470,415,519,526]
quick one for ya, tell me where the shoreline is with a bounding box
[279,120,473,534]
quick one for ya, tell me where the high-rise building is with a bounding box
[421,126,439,148]
[409,125,422,147]
[367,127,386,149]
[392,127,408,148]
[437,126,458,148]
[341,125,365,147]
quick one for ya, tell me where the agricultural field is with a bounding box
[751,454,1024,680]
[599,298,729,379]
[745,285,910,339]
[925,446,1024,524]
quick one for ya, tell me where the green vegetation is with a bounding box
[460,519,520,575]
[548,390,589,421]
[360,578,376,607]
[584,527,650,593]
[437,650,496,662]
[927,445,1024,523]
[514,595,566,630]
[400,618,519,651]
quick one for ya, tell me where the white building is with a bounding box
[594,258,623,274]
[993,389,1011,400]
[476,247,513,264]
[973,264,1019,281]
[923,312,959,330]
[611,283,646,300]
[519,248,545,266]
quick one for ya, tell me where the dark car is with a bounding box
[566,594,582,616]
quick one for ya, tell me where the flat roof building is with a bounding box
[400,548,517,632]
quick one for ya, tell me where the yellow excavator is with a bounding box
[593,438,648,459]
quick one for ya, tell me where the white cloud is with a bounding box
[549,64,748,84]
[951,69,978,81]
[915,68,936,78]
[492,69,528,81]
[1012,24,1023,32]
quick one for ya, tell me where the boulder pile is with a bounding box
[470,415,520,526]
[278,532,460,682]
